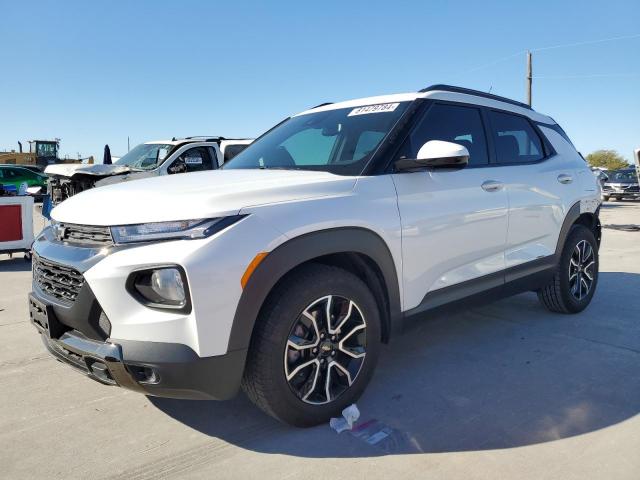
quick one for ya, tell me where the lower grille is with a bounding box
[33,256,84,303]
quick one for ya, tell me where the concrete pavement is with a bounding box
[1,202,639,479]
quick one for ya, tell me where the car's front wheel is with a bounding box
[242,263,381,427]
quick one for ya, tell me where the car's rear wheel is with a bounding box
[537,225,598,313]
[602,195,610,201]
[242,263,381,427]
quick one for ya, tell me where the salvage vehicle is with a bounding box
[45,137,252,205]
[601,168,639,201]
[29,85,601,426]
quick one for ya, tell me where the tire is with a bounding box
[242,263,381,427]
[602,195,610,201]
[537,225,599,313]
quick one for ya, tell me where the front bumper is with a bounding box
[603,189,640,198]
[30,291,246,400]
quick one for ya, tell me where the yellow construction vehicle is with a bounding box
[0,139,93,170]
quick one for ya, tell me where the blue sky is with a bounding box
[1,0,639,162]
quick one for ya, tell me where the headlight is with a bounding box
[110,216,245,244]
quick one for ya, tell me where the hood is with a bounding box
[45,163,132,179]
[51,169,357,225]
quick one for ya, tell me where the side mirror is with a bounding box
[395,140,469,171]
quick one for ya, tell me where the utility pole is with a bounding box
[526,51,532,107]
[127,136,130,152]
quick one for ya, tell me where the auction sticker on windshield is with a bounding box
[348,103,400,116]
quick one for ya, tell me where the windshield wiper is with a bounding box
[259,166,302,170]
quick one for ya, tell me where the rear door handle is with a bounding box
[557,174,573,184]
[481,180,504,192]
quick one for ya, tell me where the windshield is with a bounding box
[115,143,174,170]
[223,102,410,175]
[607,170,638,183]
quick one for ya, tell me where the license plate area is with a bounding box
[29,294,66,338]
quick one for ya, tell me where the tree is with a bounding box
[586,150,629,171]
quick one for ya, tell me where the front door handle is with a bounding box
[481,180,504,192]
[557,174,573,184]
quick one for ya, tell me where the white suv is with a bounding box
[29,85,601,426]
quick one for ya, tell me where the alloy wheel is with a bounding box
[569,239,596,300]
[284,295,367,405]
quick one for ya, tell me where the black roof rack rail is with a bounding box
[184,136,224,141]
[309,102,333,110]
[171,136,224,142]
[419,84,533,110]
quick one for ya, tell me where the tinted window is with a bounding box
[170,147,213,174]
[489,111,544,164]
[223,144,249,162]
[398,103,489,166]
[184,147,212,172]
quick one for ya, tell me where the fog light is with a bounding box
[131,267,187,308]
[151,268,185,303]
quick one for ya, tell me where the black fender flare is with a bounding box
[554,202,582,258]
[226,227,402,352]
[554,201,601,259]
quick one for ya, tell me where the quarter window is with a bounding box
[223,144,249,163]
[398,104,489,166]
[488,111,544,164]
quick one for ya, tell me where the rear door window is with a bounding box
[488,111,544,164]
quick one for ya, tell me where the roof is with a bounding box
[297,85,555,124]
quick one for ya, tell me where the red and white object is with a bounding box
[0,196,34,254]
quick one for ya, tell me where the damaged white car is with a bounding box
[46,137,252,205]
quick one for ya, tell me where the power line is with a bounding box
[457,32,640,76]
[534,73,640,79]
[531,33,640,52]
[461,50,525,75]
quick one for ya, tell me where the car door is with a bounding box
[391,102,509,312]
[3,167,23,188]
[484,110,583,273]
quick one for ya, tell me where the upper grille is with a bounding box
[626,185,639,193]
[59,223,113,246]
[33,256,84,303]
